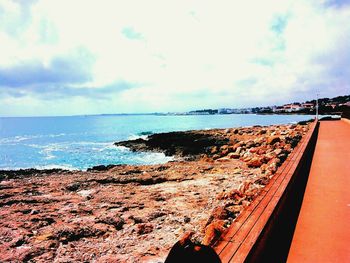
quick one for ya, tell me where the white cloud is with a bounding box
[0,0,349,116]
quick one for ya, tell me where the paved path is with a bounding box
[287,120,350,262]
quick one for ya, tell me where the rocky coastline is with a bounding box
[0,121,311,262]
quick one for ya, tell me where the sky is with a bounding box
[0,0,350,116]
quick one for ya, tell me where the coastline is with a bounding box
[0,121,312,262]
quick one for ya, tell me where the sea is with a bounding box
[0,114,314,171]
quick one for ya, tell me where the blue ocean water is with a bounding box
[0,114,314,170]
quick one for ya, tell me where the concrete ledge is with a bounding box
[214,121,320,263]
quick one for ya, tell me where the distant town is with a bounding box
[170,95,350,116]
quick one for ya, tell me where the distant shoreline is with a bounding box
[0,112,319,118]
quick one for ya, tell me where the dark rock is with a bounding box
[96,214,125,230]
[267,136,281,145]
[148,211,167,220]
[87,164,122,172]
[0,168,69,180]
[184,216,191,223]
[115,131,229,157]
[65,182,81,191]
[137,223,154,235]
[298,119,314,125]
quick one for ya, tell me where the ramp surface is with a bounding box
[287,120,350,262]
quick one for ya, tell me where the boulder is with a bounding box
[227,152,240,159]
[210,146,218,154]
[212,154,220,160]
[247,158,262,168]
[95,212,125,230]
[235,146,242,154]
[137,223,154,235]
[202,220,226,246]
[216,157,231,162]
[267,136,280,145]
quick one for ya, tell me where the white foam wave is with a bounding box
[33,164,77,171]
[127,134,149,140]
[0,133,67,144]
[0,164,77,171]
[40,147,56,160]
[0,136,32,144]
[134,152,174,164]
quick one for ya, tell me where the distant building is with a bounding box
[326,103,337,109]
[273,106,285,112]
[301,103,314,109]
[188,109,218,115]
[282,104,303,112]
[218,108,235,114]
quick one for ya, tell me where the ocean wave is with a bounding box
[39,146,57,160]
[0,135,33,144]
[33,164,77,171]
[0,164,78,171]
[137,131,154,136]
[26,141,126,160]
[0,133,67,144]
[114,145,130,152]
[133,152,174,164]
[127,134,149,140]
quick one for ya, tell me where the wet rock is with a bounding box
[87,164,120,172]
[116,130,229,157]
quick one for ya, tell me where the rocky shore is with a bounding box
[0,122,311,262]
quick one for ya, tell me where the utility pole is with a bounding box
[316,92,319,120]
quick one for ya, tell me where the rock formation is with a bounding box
[0,122,311,262]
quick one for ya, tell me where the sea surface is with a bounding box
[0,114,314,171]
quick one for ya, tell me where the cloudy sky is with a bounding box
[0,0,349,116]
